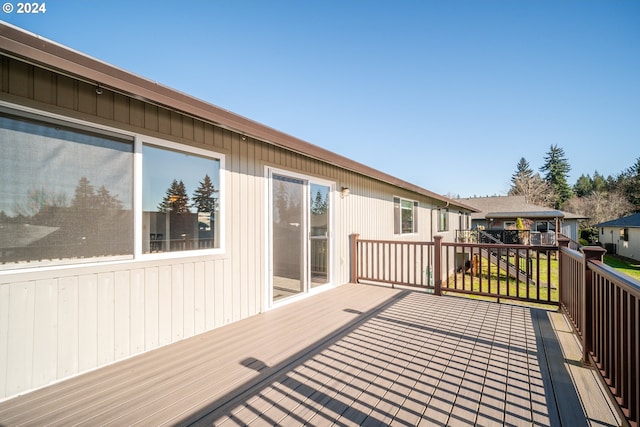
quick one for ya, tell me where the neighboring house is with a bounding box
[458,195,587,243]
[0,23,475,400]
[595,213,640,261]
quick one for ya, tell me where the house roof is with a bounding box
[0,22,476,213]
[595,213,640,228]
[457,195,587,221]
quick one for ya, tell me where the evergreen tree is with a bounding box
[158,179,190,213]
[311,190,328,215]
[592,171,608,193]
[540,145,572,209]
[573,174,593,197]
[510,157,533,187]
[95,185,123,211]
[508,158,553,206]
[192,174,218,213]
[72,177,95,211]
[621,157,640,212]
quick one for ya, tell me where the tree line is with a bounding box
[508,145,640,242]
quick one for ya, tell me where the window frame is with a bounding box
[393,196,418,235]
[138,137,225,260]
[0,101,225,272]
[437,208,449,232]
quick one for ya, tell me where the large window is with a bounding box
[0,114,134,268]
[142,144,221,253]
[394,197,418,234]
[0,107,224,270]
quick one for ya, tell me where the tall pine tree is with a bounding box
[540,145,572,209]
[192,174,218,213]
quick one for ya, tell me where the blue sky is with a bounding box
[3,0,639,198]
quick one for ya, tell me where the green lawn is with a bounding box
[444,254,559,307]
[603,255,640,281]
[442,251,640,307]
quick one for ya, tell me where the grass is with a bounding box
[444,253,559,307]
[603,254,640,281]
[438,251,640,309]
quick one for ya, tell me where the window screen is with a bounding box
[0,115,133,268]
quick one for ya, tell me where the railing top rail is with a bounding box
[443,241,558,251]
[356,238,434,246]
[588,259,640,298]
[559,246,584,261]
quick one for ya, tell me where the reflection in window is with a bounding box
[0,115,133,268]
[142,144,221,253]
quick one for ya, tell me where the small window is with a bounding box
[394,197,418,234]
[438,208,449,232]
[621,228,629,242]
[142,144,221,253]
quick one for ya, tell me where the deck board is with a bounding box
[0,283,622,426]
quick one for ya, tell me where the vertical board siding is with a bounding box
[158,266,173,346]
[97,273,115,365]
[0,56,447,400]
[194,262,206,335]
[78,275,98,372]
[6,281,35,397]
[58,277,79,378]
[144,267,160,350]
[183,262,195,339]
[114,271,131,360]
[130,269,146,355]
[171,264,185,342]
[32,279,57,389]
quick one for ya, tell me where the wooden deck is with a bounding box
[0,284,622,426]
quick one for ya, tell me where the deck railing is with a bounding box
[350,234,558,305]
[559,240,640,426]
[350,233,639,426]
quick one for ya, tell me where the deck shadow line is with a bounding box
[180,288,412,426]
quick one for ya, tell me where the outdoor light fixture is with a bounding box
[95,84,103,95]
[341,186,350,198]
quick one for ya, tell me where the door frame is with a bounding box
[265,167,335,310]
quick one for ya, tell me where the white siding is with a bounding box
[0,56,468,400]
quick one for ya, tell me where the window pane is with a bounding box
[142,144,221,253]
[438,209,448,232]
[393,197,400,234]
[0,115,133,268]
[401,199,413,234]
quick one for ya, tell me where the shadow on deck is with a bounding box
[0,284,621,426]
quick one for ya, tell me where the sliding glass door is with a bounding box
[270,172,332,303]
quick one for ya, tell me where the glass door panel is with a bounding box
[310,183,330,287]
[272,174,305,302]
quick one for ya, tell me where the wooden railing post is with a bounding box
[557,236,570,309]
[580,245,606,364]
[349,234,360,284]
[433,235,442,296]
